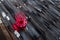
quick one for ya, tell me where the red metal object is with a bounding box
[12,12,28,32]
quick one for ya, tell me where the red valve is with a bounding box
[12,12,28,32]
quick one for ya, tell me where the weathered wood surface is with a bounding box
[0,17,18,40]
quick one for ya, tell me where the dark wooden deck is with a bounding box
[0,17,17,40]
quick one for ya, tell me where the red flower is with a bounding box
[12,24,20,31]
[12,12,28,32]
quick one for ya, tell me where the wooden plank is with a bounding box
[0,18,12,40]
[0,28,7,40]
[0,17,18,40]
